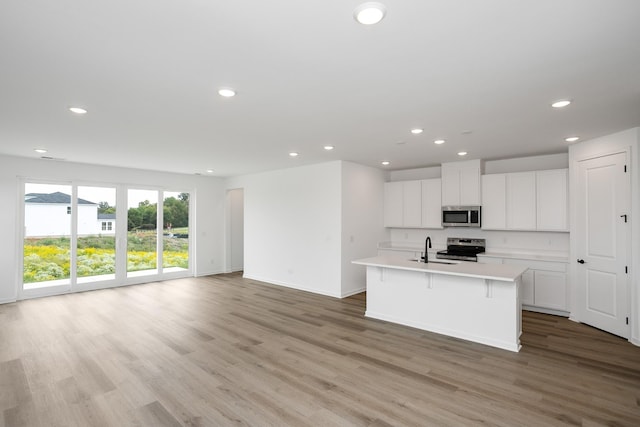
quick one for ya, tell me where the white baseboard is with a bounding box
[242,274,342,298]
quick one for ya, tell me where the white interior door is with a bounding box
[575,152,630,338]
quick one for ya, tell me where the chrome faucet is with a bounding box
[422,236,432,263]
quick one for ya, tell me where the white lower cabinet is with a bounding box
[532,270,567,311]
[479,256,568,315]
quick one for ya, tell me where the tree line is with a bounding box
[98,193,189,231]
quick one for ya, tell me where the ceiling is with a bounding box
[1,0,639,177]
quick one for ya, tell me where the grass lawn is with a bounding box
[24,231,189,283]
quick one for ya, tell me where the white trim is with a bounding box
[243,274,343,299]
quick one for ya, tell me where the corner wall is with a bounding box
[225,162,343,297]
[340,161,387,297]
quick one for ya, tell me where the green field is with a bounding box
[23,231,189,283]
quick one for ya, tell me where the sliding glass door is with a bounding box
[127,189,159,277]
[23,183,73,290]
[162,192,189,273]
[77,186,117,284]
[21,181,192,297]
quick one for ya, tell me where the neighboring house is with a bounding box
[97,213,116,235]
[24,192,115,237]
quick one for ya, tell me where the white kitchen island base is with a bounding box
[354,257,527,352]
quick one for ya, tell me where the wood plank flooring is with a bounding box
[1,272,639,426]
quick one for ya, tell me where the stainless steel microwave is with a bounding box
[442,206,481,227]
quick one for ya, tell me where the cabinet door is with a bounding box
[536,169,568,231]
[441,164,460,206]
[506,172,536,230]
[403,180,422,227]
[534,270,567,310]
[459,166,481,205]
[481,174,506,229]
[384,182,403,227]
[421,178,442,228]
[520,269,535,306]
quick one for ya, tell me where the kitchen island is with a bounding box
[352,256,528,352]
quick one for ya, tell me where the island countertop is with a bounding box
[352,255,528,282]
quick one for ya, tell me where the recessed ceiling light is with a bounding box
[381,161,390,166]
[434,139,445,145]
[565,136,580,143]
[324,145,334,151]
[69,107,87,114]
[458,151,468,156]
[411,128,423,135]
[289,152,299,157]
[354,2,386,25]
[34,148,47,154]
[218,88,236,97]
[206,169,215,173]
[551,99,571,108]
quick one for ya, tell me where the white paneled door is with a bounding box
[575,152,630,338]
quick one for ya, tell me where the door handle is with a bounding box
[577,259,586,264]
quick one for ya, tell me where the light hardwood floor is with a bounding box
[1,273,639,426]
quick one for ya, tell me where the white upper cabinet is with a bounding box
[384,179,443,228]
[506,171,537,230]
[384,180,422,228]
[481,174,506,229]
[384,181,404,227]
[402,180,422,228]
[441,159,482,206]
[536,169,568,231]
[481,168,568,231]
[421,178,443,229]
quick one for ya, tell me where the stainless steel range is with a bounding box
[436,237,486,262]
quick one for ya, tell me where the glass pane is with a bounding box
[23,183,72,289]
[163,192,189,271]
[127,189,158,276]
[77,186,117,283]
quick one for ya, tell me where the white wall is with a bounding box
[568,127,640,346]
[0,154,226,304]
[340,162,388,297]
[226,162,343,297]
[225,160,386,298]
[228,188,244,272]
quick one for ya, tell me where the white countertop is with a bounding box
[477,251,569,263]
[353,256,528,282]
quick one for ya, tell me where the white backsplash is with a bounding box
[388,228,569,257]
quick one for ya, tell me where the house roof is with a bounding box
[98,213,116,220]
[25,192,96,205]
[1,1,640,176]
